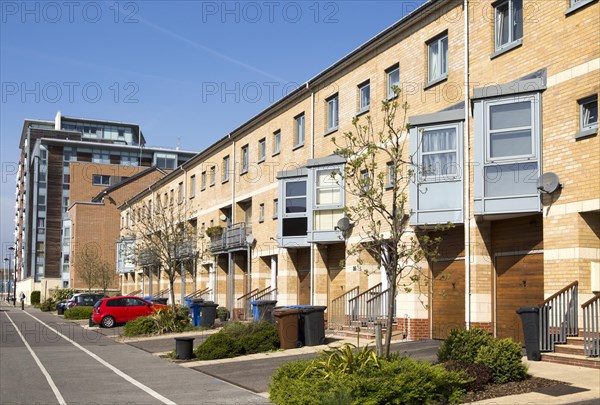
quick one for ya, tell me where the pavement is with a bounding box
[3,301,599,404]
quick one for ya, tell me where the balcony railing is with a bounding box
[348,283,382,327]
[175,241,196,259]
[540,281,578,352]
[209,223,250,253]
[582,293,600,357]
[366,288,395,333]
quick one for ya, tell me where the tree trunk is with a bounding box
[169,275,176,308]
[384,280,396,357]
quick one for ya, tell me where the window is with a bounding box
[92,150,109,164]
[222,155,230,182]
[210,166,216,186]
[580,96,598,130]
[63,174,70,185]
[201,171,207,190]
[259,203,265,223]
[420,126,458,180]
[169,189,174,205]
[241,145,249,173]
[92,174,110,186]
[494,0,523,51]
[190,175,196,198]
[358,81,370,113]
[155,153,177,169]
[427,34,448,83]
[273,199,279,219]
[386,161,395,187]
[315,170,342,207]
[258,138,266,162]
[162,193,168,207]
[486,99,534,161]
[273,130,281,155]
[360,170,370,193]
[326,94,339,132]
[386,65,400,99]
[282,180,308,237]
[178,182,184,203]
[294,114,305,147]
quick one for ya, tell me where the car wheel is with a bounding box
[101,316,115,328]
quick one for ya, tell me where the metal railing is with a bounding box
[540,281,578,352]
[185,287,211,299]
[366,288,395,333]
[236,288,258,320]
[128,289,142,296]
[210,223,250,253]
[254,287,277,301]
[348,283,382,327]
[329,287,359,330]
[152,287,170,299]
[176,241,196,259]
[582,293,600,357]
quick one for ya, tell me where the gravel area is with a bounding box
[462,376,566,403]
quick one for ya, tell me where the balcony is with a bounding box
[209,223,250,254]
[175,240,196,259]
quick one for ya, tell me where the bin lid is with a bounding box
[199,302,218,307]
[174,336,195,342]
[192,298,204,303]
[516,306,540,314]
[252,300,278,305]
[273,308,303,316]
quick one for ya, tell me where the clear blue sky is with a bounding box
[0,0,425,258]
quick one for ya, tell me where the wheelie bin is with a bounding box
[273,307,303,349]
[298,305,327,346]
[516,306,541,361]
[198,301,218,327]
[251,300,278,324]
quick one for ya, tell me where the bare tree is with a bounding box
[95,259,116,294]
[74,245,113,292]
[130,199,196,307]
[332,89,448,356]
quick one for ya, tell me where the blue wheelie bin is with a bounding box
[251,300,278,324]
[189,299,203,327]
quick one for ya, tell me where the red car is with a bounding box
[91,296,169,328]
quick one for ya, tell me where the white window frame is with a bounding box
[494,0,523,51]
[580,96,598,131]
[294,114,305,147]
[201,171,207,190]
[273,199,279,219]
[386,65,400,99]
[258,138,266,162]
[326,94,339,132]
[241,145,249,173]
[222,155,230,182]
[92,174,110,186]
[283,179,307,218]
[358,81,370,113]
[273,130,281,155]
[386,161,395,187]
[419,123,461,182]
[427,34,448,83]
[314,168,344,209]
[484,94,539,164]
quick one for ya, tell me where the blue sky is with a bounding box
[0,0,425,258]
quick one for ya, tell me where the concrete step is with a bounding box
[541,352,600,369]
[554,343,586,355]
[566,336,585,346]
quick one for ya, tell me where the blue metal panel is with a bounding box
[308,230,344,243]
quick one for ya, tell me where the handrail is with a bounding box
[366,288,394,333]
[152,288,170,298]
[236,289,258,303]
[367,288,390,304]
[185,287,210,299]
[129,289,142,296]
[254,287,277,301]
[351,283,382,302]
[348,283,382,326]
[581,293,600,309]
[329,287,360,330]
[541,281,579,306]
[248,286,271,300]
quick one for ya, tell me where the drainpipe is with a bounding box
[464,0,472,330]
[309,83,315,305]
[228,134,236,313]
[182,166,187,305]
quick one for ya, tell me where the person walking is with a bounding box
[19,291,25,310]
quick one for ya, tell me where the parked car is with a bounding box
[65,293,106,309]
[91,296,168,328]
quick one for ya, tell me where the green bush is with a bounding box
[152,306,193,334]
[123,316,157,336]
[438,327,493,363]
[269,355,468,405]
[236,322,279,354]
[64,306,94,320]
[39,298,56,312]
[444,360,492,392]
[52,288,75,302]
[30,291,41,305]
[475,338,528,384]
[194,333,241,360]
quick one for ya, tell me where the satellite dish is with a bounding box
[246,235,256,245]
[336,217,351,232]
[219,214,227,221]
[536,172,561,194]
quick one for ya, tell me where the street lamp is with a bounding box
[8,246,15,305]
[2,257,7,300]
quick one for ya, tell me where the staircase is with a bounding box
[541,331,600,369]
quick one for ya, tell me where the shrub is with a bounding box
[217,306,229,320]
[123,316,157,336]
[64,306,94,320]
[152,306,192,334]
[444,360,492,392]
[438,327,493,363]
[30,291,41,305]
[303,344,380,379]
[269,359,330,405]
[475,338,528,384]
[194,333,241,360]
[40,298,56,312]
[52,288,75,302]
[237,322,279,354]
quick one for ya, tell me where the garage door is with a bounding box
[431,260,465,339]
[496,253,544,343]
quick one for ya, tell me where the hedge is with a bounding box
[64,306,94,320]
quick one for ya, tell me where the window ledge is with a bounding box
[386,94,398,102]
[575,127,598,140]
[384,184,394,190]
[490,38,523,60]
[272,216,278,220]
[324,127,338,137]
[424,74,448,90]
[201,188,206,192]
[258,220,264,224]
[222,178,229,184]
[240,170,248,176]
[272,151,280,157]
[257,158,265,164]
[292,143,304,151]
[356,107,370,117]
[566,0,597,15]
[209,183,215,188]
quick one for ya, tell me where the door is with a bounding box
[431,260,465,339]
[296,249,311,305]
[495,253,544,343]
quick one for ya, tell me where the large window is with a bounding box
[386,65,400,99]
[421,125,458,180]
[427,34,448,83]
[494,0,523,51]
[314,169,344,231]
[190,175,196,197]
[486,100,534,161]
[358,81,370,113]
[155,153,177,169]
[294,114,305,147]
[326,94,339,132]
[92,174,110,186]
[580,96,598,131]
[241,145,249,173]
[282,180,308,237]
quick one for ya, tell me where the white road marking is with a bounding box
[4,312,67,405]
[22,311,176,405]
